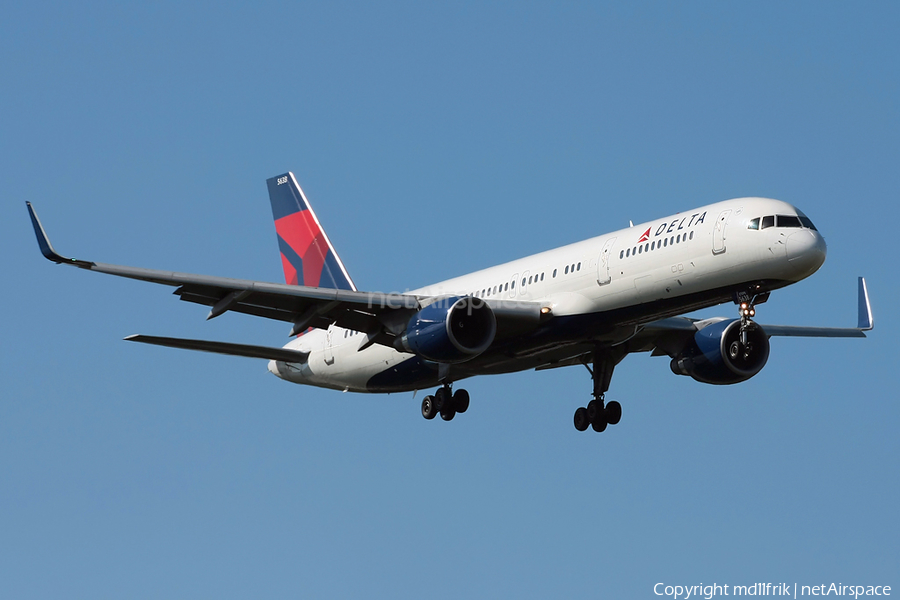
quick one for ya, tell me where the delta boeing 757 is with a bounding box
[27,172,873,433]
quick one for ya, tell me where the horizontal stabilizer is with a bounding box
[124,334,309,362]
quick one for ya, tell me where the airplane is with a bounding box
[26,171,874,433]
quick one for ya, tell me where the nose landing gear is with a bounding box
[733,290,769,361]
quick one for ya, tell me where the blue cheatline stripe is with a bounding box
[267,174,310,221]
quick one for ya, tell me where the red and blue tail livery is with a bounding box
[267,172,356,291]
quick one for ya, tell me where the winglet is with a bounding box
[26,202,94,268]
[858,277,874,331]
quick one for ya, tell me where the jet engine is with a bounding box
[670,318,770,385]
[399,296,496,363]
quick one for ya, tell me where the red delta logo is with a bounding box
[637,228,651,243]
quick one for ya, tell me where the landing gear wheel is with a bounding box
[453,389,469,413]
[440,405,456,421]
[729,340,742,360]
[422,395,437,420]
[591,415,608,432]
[435,386,451,411]
[587,399,604,423]
[605,400,622,425]
[574,407,590,432]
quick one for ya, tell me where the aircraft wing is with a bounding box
[27,202,422,339]
[761,277,873,338]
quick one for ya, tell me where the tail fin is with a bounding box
[266,172,356,291]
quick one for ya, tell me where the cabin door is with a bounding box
[712,210,731,255]
[324,328,335,365]
[597,237,617,285]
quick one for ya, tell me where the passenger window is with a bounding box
[638,246,643,254]
[676,234,680,243]
[564,266,568,275]
[577,262,581,271]
[511,281,515,289]
[620,250,624,259]
[626,249,630,257]
[528,276,532,284]
[669,236,674,245]
[761,215,774,229]
[777,215,802,228]
[748,217,760,230]
[651,241,655,250]
[689,231,694,240]
[504,283,509,291]
[541,273,545,281]
[663,238,667,247]
[553,269,557,277]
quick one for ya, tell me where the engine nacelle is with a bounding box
[400,296,496,363]
[670,318,770,385]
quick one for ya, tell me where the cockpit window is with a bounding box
[799,216,817,231]
[761,215,775,229]
[777,215,802,228]
[748,217,760,230]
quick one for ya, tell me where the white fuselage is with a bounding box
[268,197,826,393]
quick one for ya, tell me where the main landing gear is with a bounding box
[421,385,470,422]
[573,351,624,433]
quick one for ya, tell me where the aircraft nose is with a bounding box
[786,229,826,278]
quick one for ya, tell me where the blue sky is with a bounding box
[2,2,898,598]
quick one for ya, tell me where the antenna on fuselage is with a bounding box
[629,220,633,227]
